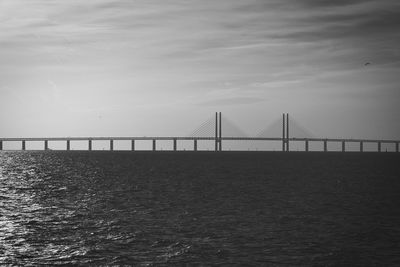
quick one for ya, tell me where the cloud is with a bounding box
[198,96,266,107]
[1,0,399,138]
[275,4,400,41]
[296,0,372,7]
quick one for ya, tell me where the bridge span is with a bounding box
[0,136,398,152]
[0,113,398,152]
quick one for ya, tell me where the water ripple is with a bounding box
[1,151,400,265]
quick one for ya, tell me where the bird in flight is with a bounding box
[364,62,371,66]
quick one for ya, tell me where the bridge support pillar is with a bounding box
[396,142,399,153]
[305,140,309,152]
[378,142,381,152]
[44,140,48,150]
[342,141,345,152]
[0,141,2,150]
[360,141,363,152]
[131,140,135,151]
[173,138,177,151]
[324,140,327,152]
[22,140,26,150]
[153,139,156,151]
[67,140,70,151]
[88,140,92,151]
[194,139,197,151]
[110,140,114,151]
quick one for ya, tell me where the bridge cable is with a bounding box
[187,116,215,137]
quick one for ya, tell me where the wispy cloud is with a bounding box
[197,96,266,107]
[0,0,399,137]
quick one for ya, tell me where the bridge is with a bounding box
[0,113,399,152]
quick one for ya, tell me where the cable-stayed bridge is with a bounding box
[0,113,399,152]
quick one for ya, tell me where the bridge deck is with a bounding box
[0,137,399,143]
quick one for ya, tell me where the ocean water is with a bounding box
[0,151,400,266]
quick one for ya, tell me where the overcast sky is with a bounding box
[1,0,399,139]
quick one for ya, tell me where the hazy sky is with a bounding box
[1,0,400,139]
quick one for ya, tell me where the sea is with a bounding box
[1,151,399,266]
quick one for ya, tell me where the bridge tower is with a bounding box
[286,113,289,151]
[282,113,289,151]
[219,112,222,151]
[215,112,222,151]
[215,112,218,151]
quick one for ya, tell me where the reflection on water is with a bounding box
[0,153,89,265]
[1,151,400,265]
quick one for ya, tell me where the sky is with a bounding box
[1,0,400,140]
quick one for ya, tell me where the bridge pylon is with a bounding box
[282,113,289,151]
[215,112,222,151]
